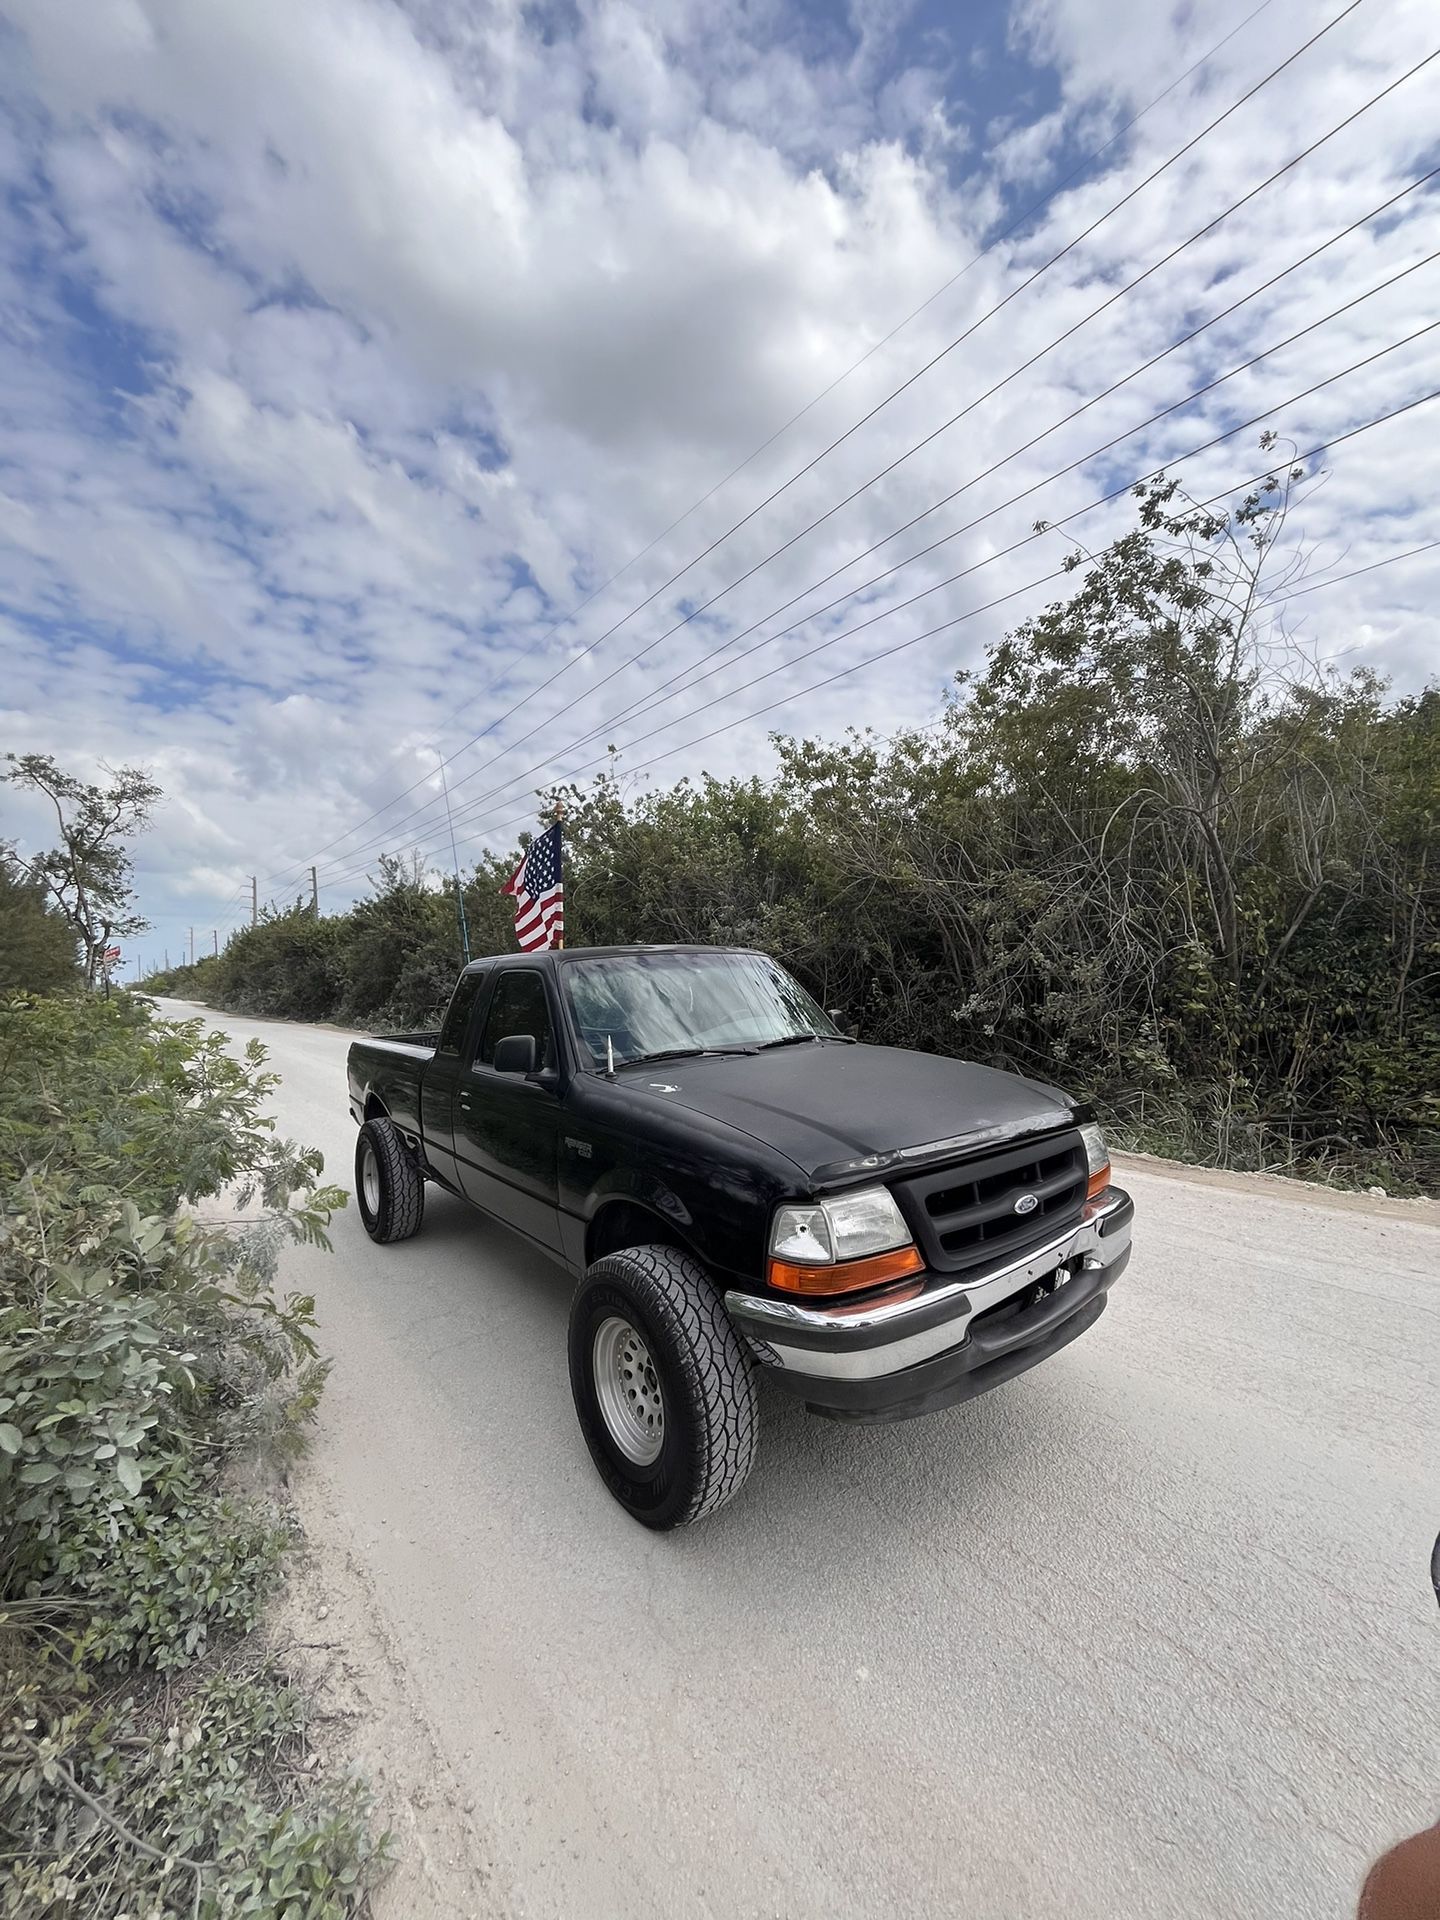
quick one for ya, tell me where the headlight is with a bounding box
[768,1186,921,1297]
[1079,1121,1111,1198]
[770,1186,909,1263]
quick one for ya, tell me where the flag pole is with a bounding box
[552,798,564,950]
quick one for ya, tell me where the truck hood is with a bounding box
[618,1042,1075,1184]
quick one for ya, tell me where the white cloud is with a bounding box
[0,0,1436,965]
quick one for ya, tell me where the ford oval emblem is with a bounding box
[1013,1192,1039,1215]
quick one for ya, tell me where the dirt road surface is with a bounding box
[159,1001,1440,1920]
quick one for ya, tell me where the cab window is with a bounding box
[476,971,554,1071]
[437,969,488,1057]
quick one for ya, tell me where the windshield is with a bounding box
[562,950,841,1066]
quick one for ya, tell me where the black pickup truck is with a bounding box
[347,944,1133,1529]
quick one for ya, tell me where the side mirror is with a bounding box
[493,1033,538,1076]
[828,1008,860,1039]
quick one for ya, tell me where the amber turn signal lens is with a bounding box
[766,1243,924,1297]
[1085,1163,1112,1201]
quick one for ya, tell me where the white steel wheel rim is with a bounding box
[361,1141,381,1216]
[592,1314,665,1467]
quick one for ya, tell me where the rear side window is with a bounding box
[476,971,554,1070]
[437,970,488,1056]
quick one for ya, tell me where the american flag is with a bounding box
[503,822,564,952]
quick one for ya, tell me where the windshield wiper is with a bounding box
[618,1044,758,1067]
[754,1032,856,1050]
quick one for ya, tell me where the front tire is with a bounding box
[355,1116,425,1244]
[569,1246,759,1530]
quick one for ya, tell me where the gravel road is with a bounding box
[159,1001,1440,1920]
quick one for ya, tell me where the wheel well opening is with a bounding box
[363,1093,389,1123]
[586,1200,684,1269]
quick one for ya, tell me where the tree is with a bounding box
[3,753,161,986]
[0,851,80,993]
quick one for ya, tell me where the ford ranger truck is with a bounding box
[346,944,1133,1529]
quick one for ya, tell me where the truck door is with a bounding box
[452,967,563,1252]
[419,965,490,1190]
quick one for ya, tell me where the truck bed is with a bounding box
[347,1033,437,1145]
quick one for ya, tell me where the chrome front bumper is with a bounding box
[724,1187,1133,1405]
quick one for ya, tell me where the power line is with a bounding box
[355,177,1440,847]
[318,358,1439,894]
[315,229,1440,881]
[317,363,1440,891]
[283,0,1279,879]
[293,30,1433,881]
[1269,539,1440,602]
[268,0,1363,887]
[353,470,1438,887]
[315,567,1072,894]
[292,37,1429,887]
[576,192,1440,743]
[458,399,1440,846]
[424,351,1440,859]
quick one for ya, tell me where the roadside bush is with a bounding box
[4,1661,383,1920]
[331,863,458,1023]
[40,1463,294,1673]
[0,992,327,1217]
[0,856,78,996]
[0,993,377,1916]
[209,913,346,1023]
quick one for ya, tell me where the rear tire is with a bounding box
[569,1245,759,1529]
[355,1117,425,1244]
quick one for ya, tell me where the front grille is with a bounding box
[894,1129,1086,1275]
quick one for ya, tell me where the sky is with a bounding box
[0,0,1437,972]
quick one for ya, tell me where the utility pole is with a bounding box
[250,875,258,926]
[310,866,319,917]
[164,948,169,971]
[212,929,218,957]
[188,927,195,966]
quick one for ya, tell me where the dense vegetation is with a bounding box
[146,474,1438,1191]
[0,855,79,997]
[0,993,383,1916]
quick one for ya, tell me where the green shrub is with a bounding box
[0,857,79,996]
[217,913,346,1023]
[42,1462,294,1672]
[2,1179,334,1601]
[0,1282,191,1540]
[3,1663,385,1919]
[0,994,378,1914]
[0,995,330,1220]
